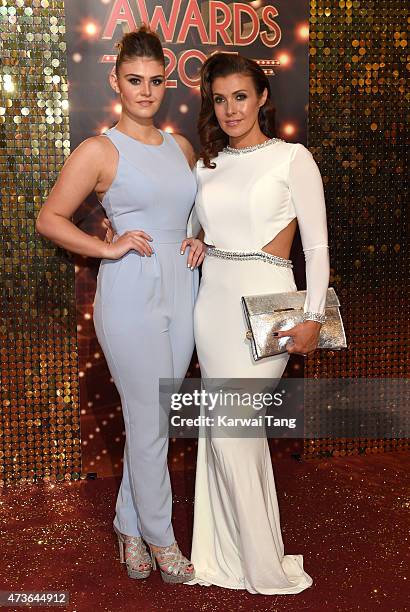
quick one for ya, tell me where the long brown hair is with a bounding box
[115,25,165,75]
[198,53,277,168]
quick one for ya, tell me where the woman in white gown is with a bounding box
[186,53,330,595]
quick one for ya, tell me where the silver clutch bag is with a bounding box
[241,287,347,361]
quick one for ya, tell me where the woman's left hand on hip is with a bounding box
[180,237,207,269]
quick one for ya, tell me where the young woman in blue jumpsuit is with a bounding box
[36,27,205,583]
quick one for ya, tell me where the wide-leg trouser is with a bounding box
[93,229,198,547]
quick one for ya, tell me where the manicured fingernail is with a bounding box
[272,332,279,336]
[180,250,184,255]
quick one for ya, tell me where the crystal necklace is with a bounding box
[223,137,282,155]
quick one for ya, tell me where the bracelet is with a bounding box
[302,311,326,324]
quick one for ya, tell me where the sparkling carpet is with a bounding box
[1,448,408,612]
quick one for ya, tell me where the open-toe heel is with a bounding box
[148,541,195,584]
[113,526,152,580]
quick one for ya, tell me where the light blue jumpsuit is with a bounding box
[93,127,198,546]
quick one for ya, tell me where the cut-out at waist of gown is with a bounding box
[206,246,293,268]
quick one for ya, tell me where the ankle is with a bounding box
[149,541,175,552]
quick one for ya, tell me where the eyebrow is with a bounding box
[213,89,248,96]
[124,73,164,79]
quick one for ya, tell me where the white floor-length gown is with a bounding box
[186,139,330,594]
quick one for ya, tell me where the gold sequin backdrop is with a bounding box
[0,0,81,484]
[304,0,408,459]
[0,1,407,482]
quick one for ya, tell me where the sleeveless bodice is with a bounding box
[101,127,197,235]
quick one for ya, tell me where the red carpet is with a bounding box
[1,449,408,612]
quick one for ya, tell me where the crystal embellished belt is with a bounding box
[206,247,293,268]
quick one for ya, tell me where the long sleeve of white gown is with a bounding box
[288,143,330,315]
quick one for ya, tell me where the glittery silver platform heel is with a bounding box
[148,541,195,584]
[113,525,152,579]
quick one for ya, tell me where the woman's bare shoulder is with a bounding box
[72,133,115,157]
[170,133,197,167]
[65,134,117,179]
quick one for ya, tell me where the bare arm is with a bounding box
[36,138,111,258]
[36,137,153,259]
